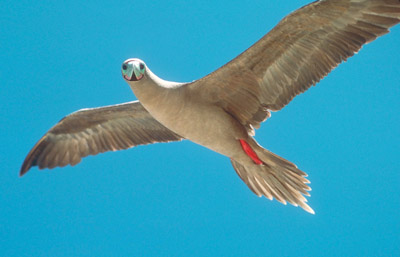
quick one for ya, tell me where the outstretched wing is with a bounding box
[188,0,400,133]
[20,101,183,176]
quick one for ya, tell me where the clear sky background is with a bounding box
[1,1,399,256]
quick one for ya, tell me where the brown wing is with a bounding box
[187,0,400,133]
[20,101,183,176]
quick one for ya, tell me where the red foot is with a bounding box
[239,139,263,165]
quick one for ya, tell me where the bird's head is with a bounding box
[121,58,147,82]
[121,58,184,96]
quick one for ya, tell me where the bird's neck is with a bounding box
[128,69,187,117]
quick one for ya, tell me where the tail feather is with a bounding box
[231,148,314,214]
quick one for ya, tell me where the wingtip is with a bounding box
[19,165,30,177]
[20,156,34,177]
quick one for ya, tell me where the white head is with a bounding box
[121,58,185,92]
[121,58,147,82]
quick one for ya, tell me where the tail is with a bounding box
[231,143,314,214]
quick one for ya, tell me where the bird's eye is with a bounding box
[122,64,128,71]
[139,63,145,70]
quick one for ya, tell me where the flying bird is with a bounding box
[21,0,400,213]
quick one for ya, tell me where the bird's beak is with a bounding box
[122,60,143,81]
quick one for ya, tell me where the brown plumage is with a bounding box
[190,0,400,133]
[21,0,400,213]
[20,102,182,176]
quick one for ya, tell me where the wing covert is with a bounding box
[188,0,400,132]
[20,101,183,176]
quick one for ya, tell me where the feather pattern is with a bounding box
[188,0,400,132]
[20,101,183,175]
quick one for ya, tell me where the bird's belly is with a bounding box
[149,102,246,158]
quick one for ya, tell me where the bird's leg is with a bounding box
[239,139,263,165]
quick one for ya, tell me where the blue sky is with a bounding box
[1,1,399,256]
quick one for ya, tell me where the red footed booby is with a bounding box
[21,0,400,213]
